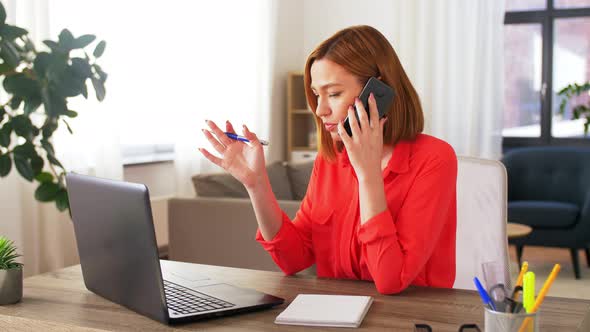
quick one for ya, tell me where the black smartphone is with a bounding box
[343,77,395,137]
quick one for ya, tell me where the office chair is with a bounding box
[454,156,512,291]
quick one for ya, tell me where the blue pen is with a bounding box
[474,277,497,311]
[224,132,269,146]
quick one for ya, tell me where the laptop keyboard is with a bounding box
[164,280,235,315]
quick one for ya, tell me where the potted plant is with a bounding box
[557,81,590,136]
[0,2,107,214]
[0,236,23,305]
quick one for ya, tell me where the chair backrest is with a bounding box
[502,147,590,205]
[454,156,512,291]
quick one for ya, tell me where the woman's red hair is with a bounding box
[304,25,424,162]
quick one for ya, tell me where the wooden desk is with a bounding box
[1,260,589,331]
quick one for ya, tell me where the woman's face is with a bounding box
[310,59,363,141]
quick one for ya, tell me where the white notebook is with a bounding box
[275,294,373,328]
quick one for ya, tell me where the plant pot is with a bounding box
[0,267,23,305]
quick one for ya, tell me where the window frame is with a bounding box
[122,144,175,166]
[503,0,590,150]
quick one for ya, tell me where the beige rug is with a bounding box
[508,246,590,300]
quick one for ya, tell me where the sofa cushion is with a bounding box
[192,161,293,200]
[266,161,293,200]
[192,172,249,198]
[508,200,580,229]
[286,161,314,200]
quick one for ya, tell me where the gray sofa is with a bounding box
[167,161,314,273]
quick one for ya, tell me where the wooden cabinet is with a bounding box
[287,72,318,163]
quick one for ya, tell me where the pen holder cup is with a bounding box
[484,307,538,332]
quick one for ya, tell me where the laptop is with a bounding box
[66,172,284,324]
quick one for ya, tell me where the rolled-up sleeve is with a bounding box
[255,163,318,275]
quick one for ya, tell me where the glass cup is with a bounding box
[484,307,539,332]
[482,261,511,304]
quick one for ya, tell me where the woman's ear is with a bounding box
[377,75,382,80]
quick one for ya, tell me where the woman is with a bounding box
[199,25,457,294]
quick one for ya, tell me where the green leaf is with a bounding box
[71,58,92,78]
[24,97,42,114]
[65,110,78,118]
[55,67,85,97]
[80,83,88,99]
[47,153,64,169]
[14,154,34,181]
[574,107,580,119]
[0,62,12,74]
[9,96,22,110]
[93,40,106,58]
[3,74,41,98]
[33,52,51,78]
[72,34,95,49]
[91,76,106,101]
[558,99,567,116]
[63,119,73,134]
[41,139,55,155]
[41,121,58,139]
[43,40,63,53]
[34,181,60,202]
[58,29,74,50]
[30,154,44,174]
[0,3,6,27]
[35,171,53,183]
[46,55,68,82]
[13,142,35,159]
[41,87,52,116]
[0,106,4,122]
[11,115,33,138]
[0,24,28,40]
[55,189,69,212]
[93,64,107,83]
[0,123,11,147]
[23,36,35,53]
[557,85,569,95]
[42,88,67,116]
[0,40,20,68]
[0,153,11,177]
[0,236,22,268]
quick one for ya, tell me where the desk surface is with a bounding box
[1,260,589,331]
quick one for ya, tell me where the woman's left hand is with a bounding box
[337,93,387,182]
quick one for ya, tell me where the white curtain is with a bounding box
[172,0,276,196]
[0,0,123,277]
[0,0,278,275]
[390,0,505,159]
[303,0,505,159]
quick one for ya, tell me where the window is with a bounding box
[503,0,590,148]
[46,1,271,165]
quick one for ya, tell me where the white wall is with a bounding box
[123,162,177,197]
[124,0,414,191]
[267,0,305,161]
[302,0,398,58]
[301,0,424,116]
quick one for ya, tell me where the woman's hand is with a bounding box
[337,93,387,182]
[199,120,267,190]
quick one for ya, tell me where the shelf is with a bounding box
[292,109,312,115]
[292,146,317,151]
[288,72,315,162]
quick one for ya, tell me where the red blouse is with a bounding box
[256,134,457,294]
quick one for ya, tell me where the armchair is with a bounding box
[503,147,590,279]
